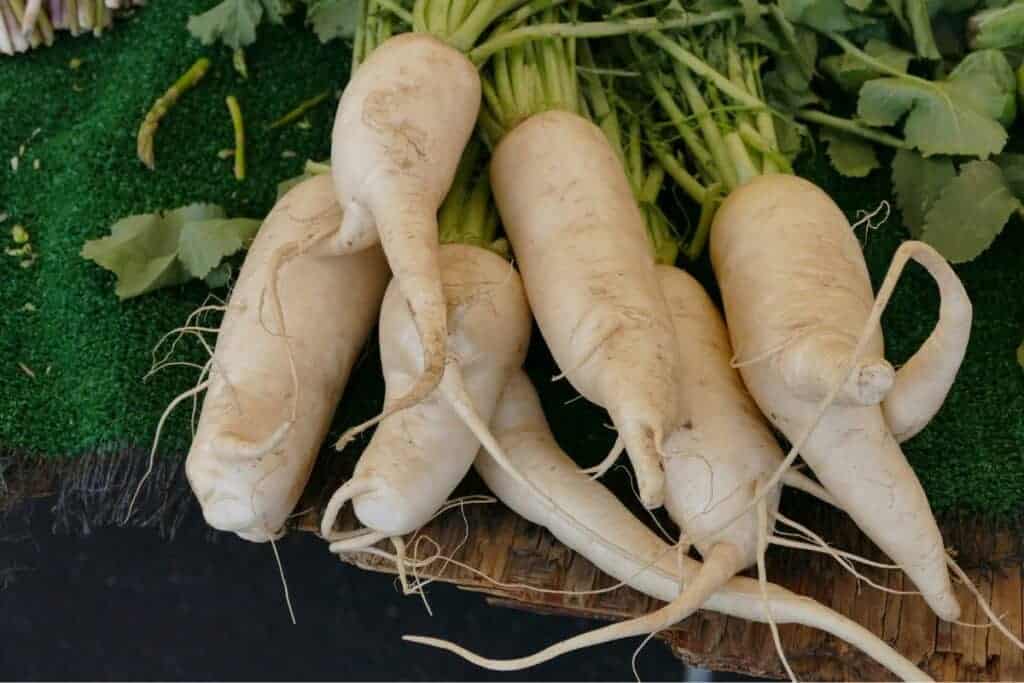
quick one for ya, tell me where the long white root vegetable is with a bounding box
[405,370,931,682]
[185,175,389,542]
[490,110,682,509]
[320,243,531,546]
[330,32,481,426]
[710,174,969,621]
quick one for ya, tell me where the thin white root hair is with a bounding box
[581,435,625,478]
[630,631,659,683]
[190,359,214,439]
[851,200,891,247]
[757,492,797,682]
[270,536,297,625]
[946,555,1024,652]
[123,378,212,524]
[320,478,376,540]
[774,513,918,597]
[769,536,903,571]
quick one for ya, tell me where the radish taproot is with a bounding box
[490,110,682,509]
[711,175,967,621]
[319,239,532,548]
[184,174,389,542]
[405,370,931,682]
[330,31,481,427]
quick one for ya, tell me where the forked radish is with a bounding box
[185,175,389,542]
[330,32,481,430]
[405,370,931,682]
[490,110,682,509]
[711,175,969,621]
[319,243,531,550]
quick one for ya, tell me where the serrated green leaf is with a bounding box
[81,204,261,300]
[304,0,360,42]
[821,39,913,92]
[950,49,1017,126]
[919,160,1021,262]
[857,50,1011,157]
[891,149,956,237]
[187,0,264,50]
[820,129,880,177]
[179,218,262,279]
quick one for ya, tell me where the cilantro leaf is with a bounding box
[857,50,1012,157]
[81,204,262,300]
[891,149,956,237]
[821,39,913,92]
[820,128,881,177]
[304,0,360,42]
[919,160,1021,262]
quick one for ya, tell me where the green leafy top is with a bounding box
[81,204,262,300]
[892,150,1023,262]
[187,0,360,48]
[856,48,1014,157]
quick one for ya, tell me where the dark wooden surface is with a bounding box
[298,497,1024,682]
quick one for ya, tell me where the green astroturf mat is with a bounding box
[0,1,1022,521]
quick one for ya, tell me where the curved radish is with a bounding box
[710,173,962,621]
[185,174,389,542]
[331,32,482,426]
[406,370,931,682]
[320,243,530,544]
[491,110,682,509]
[881,243,973,442]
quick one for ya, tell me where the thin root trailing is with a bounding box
[270,536,297,625]
[946,555,1024,652]
[757,490,796,682]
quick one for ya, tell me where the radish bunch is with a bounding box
[146,0,1019,679]
[1,0,144,55]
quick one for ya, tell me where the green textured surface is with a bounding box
[0,2,1022,515]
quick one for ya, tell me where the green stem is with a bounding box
[796,109,910,149]
[649,136,707,204]
[675,62,738,192]
[374,0,414,25]
[468,8,754,64]
[648,31,766,111]
[828,32,934,87]
[439,140,483,241]
[683,184,721,261]
[352,0,368,74]
[725,131,758,184]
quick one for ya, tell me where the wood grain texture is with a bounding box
[297,476,1024,682]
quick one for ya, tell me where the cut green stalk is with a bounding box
[137,57,211,170]
[225,95,246,181]
[269,90,331,129]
